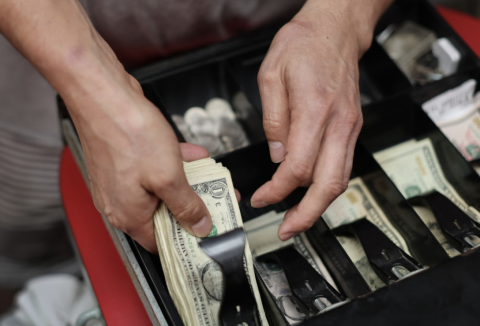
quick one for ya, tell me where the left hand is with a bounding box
[250,0,392,240]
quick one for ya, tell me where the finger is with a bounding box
[150,161,212,238]
[342,114,363,185]
[343,93,363,183]
[179,143,209,162]
[258,61,290,163]
[235,189,241,202]
[278,119,354,240]
[251,75,330,207]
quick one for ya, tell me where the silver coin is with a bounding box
[218,118,249,151]
[205,98,236,121]
[184,107,209,126]
[188,116,220,136]
[232,92,254,120]
[171,115,195,142]
[191,133,227,157]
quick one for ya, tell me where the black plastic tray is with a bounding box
[58,0,480,324]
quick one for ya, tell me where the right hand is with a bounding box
[62,45,213,253]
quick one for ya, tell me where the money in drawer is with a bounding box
[58,0,480,325]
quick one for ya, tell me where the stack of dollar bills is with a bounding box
[154,158,268,325]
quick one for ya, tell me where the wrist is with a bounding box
[50,37,125,102]
[294,0,394,57]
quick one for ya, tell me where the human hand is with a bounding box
[250,0,393,240]
[61,44,215,253]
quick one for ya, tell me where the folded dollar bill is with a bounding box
[323,177,410,290]
[374,138,480,257]
[244,211,335,325]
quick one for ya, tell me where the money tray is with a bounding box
[57,0,480,325]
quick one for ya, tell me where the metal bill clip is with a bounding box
[200,228,260,326]
[408,190,480,252]
[257,245,344,317]
[345,219,423,284]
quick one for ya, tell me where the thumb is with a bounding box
[153,163,212,238]
[258,65,290,163]
[179,142,209,162]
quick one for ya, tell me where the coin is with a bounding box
[205,98,236,121]
[232,92,254,120]
[218,118,249,151]
[191,133,227,157]
[172,115,195,142]
[184,107,209,126]
[188,116,220,136]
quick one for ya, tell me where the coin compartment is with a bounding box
[374,0,480,86]
[144,61,266,157]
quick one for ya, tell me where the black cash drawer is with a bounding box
[58,1,480,325]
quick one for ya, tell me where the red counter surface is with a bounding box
[59,7,480,326]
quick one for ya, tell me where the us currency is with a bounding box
[322,177,409,290]
[374,138,480,256]
[178,100,250,156]
[424,85,480,162]
[154,158,268,326]
[244,211,335,325]
[421,80,480,174]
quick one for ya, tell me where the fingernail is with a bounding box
[279,232,296,241]
[251,200,269,208]
[268,141,285,163]
[192,216,212,237]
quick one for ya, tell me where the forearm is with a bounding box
[294,0,394,56]
[0,0,121,103]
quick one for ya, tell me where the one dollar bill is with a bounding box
[323,177,409,290]
[244,211,335,325]
[374,138,480,256]
[154,158,268,326]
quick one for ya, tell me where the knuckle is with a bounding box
[289,161,312,183]
[155,173,180,193]
[128,75,143,94]
[263,114,284,134]
[173,199,203,223]
[357,111,364,128]
[258,68,280,89]
[324,179,348,200]
[342,109,360,127]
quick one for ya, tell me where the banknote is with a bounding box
[244,211,335,325]
[374,138,480,256]
[322,177,409,290]
[422,79,480,162]
[434,97,480,162]
[154,158,268,326]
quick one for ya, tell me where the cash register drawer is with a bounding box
[58,1,480,325]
